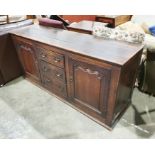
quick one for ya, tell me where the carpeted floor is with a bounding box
[0,77,155,139]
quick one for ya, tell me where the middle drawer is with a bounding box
[40,60,66,83]
[37,47,64,68]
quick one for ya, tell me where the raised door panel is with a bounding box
[15,40,40,83]
[68,59,111,117]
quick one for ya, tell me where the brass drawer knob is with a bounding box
[56,74,62,77]
[54,57,61,63]
[41,54,46,58]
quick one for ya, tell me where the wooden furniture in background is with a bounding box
[26,15,36,19]
[14,38,40,84]
[0,19,33,87]
[96,15,132,28]
[0,15,9,24]
[67,20,108,34]
[11,25,143,129]
[61,15,96,23]
[28,15,132,28]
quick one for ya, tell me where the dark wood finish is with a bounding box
[0,34,22,86]
[39,59,67,98]
[0,19,33,86]
[40,60,66,83]
[34,43,67,98]
[13,37,40,83]
[42,74,67,98]
[108,51,142,126]
[68,58,111,117]
[10,25,143,66]
[10,25,143,129]
[36,46,65,68]
[67,20,108,34]
[96,15,132,28]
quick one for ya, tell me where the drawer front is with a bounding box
[97,18,113,24]
[42,75,67,98]
[37,47,64,68]
[40,60,66,83]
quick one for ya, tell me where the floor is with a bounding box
[0,77,155,139]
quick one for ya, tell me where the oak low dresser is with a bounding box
[10,24,143,130]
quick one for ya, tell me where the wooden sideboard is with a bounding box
[10,25,143,129]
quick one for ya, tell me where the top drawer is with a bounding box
[36,47,65,68]
[97,18,113,24]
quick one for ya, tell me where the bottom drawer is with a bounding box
[42,76,67,98]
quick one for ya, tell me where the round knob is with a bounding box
[56,74,61,77]
[54,57,61,63]
[41,54,46,58]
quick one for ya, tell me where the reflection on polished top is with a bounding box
[10,24,144,66]
[67,20,108,32]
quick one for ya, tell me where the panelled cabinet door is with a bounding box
[16,40,40,83]
[68,58,111,117]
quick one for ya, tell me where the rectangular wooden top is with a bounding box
[10,24,143,66]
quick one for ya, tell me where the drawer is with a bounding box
[42,75,67,98]
[97,18,113,24]
[40,60,66,83]
[37,47,64,68]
